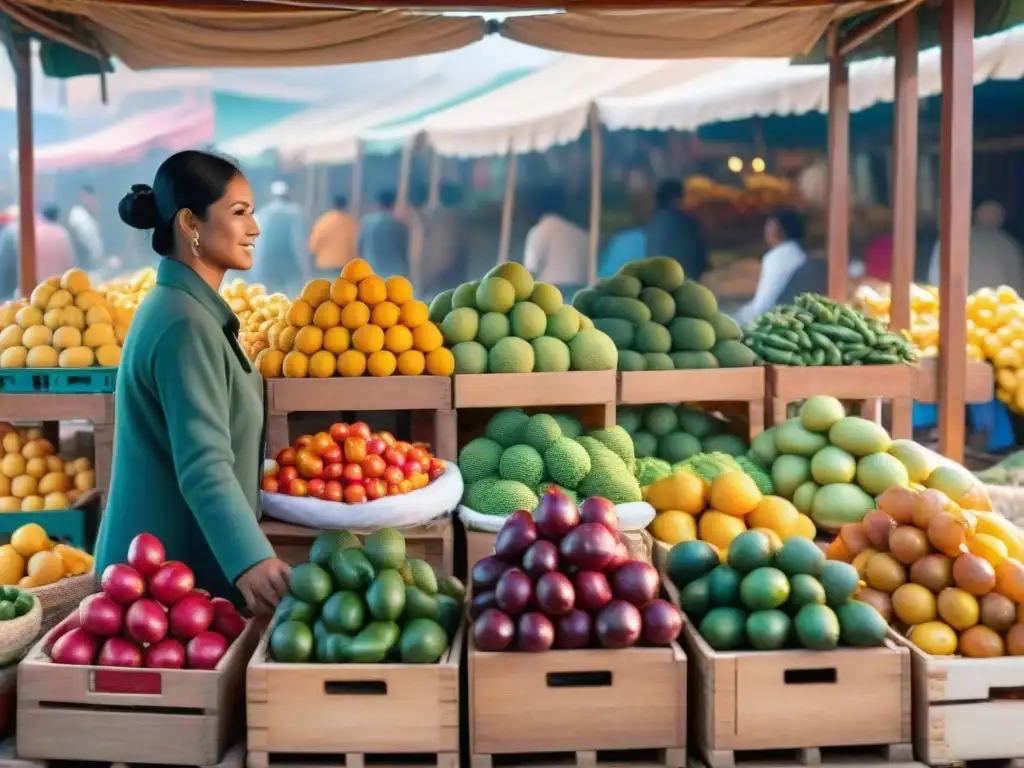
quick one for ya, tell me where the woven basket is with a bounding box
[0,595,41,666]
[983,484,1024,528]
[31,572,97,637]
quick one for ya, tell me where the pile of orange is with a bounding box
[255,259,455,378]
[827,484,1024,656]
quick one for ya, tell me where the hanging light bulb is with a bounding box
[751,157,766,173]
[727,156,743,173]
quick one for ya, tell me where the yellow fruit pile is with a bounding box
[0,523,93,588]
[646,470,816,555]
[98,266,156,318]
[0,269,128,369]
[828,484,1024,656]
[0,425,94,512]
[219,280,292,361]
[255,258,455,379]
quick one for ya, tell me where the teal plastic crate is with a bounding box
[0,508,85,549]
[0,367,117,394]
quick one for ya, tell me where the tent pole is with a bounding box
[397,141,413,210]
[937,0,973,462]
[428,149,442,208]
[10,36,35,299]
[826,33,850,302]
[498,150,517,264]
[317,165,328,212]
[890,10,919,440]
[587,107,602,286]
[351,145,364,217]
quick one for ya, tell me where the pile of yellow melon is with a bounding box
[98,266,156,319]
[255,258,455,379]
[0,269,128,369]
[219,280,292,361]
[0,424,94,512]
[0,522,93,588]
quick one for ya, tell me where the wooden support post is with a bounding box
[497,151,517,264]
[890,11,920,440]
[10,36,34,299]
[587,107,602,287]
[937,0,974,462]
[826,47,850,302]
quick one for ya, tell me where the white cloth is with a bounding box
[928,225,1024,294]
[68,205,104,266]
[733,240,808,325]
[523,214,589,286]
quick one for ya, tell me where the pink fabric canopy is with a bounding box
[31,101,215,173]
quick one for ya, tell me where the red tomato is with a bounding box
[278,466,299,486]
[362,455,386,479]
[409,472,429,490]
[261,476,279,493]
[344,484,367,504]
[321,443,343,464]
[295,435,314,449]
[349,422,372,440]
[377,431,396,447]
[344,437,367,463]
[365,437,386,456]
[307,478,326,499]
[427,464,444,481]
[407,447,428,466]
[402,460,422,479]
[383,447,406,467]
[398,479,413,494]
[323,462,345,481]
[394,440,412,453]
[329,422,350,443]
[310,432,335,457]
[297,452,324,480]
[342,463,364,483]
[383,465,405,486]
[323,481,343,503]
[365,478,387,501]
[276,447,297,467]
[287,478,309,497]
[387,484,401,496]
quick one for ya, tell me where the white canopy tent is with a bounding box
[598,24,1024,132]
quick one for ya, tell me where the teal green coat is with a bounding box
[95,259,275,604]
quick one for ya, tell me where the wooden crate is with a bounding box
[264,377,457,461]
[912,358,994,405]
[246,623,464,768]
[890,630,1024,765]
[766,365,916,437]
[466,528,652,572]
[0,739,246,768]
[618,369,766,440]
[469,634,686,768]
[680,615,914,768]
[260,517,454,575]
[16,619,258,765]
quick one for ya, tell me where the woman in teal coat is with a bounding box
[95,150,291,616]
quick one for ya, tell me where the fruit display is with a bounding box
[49,533,247,669]
[0,424,95,512]
[827,485,1024,657]
[573,257,754,372]
[0,522,93,587]
[97,267,156,317]
[269,529,464,663]
[430,262,617,373]
[0,584,36,620]
[0,268,127,369]
[742,293,916,366]
[746,395,991,533]
[263,421,446,504]
[666,533,888,651]
[855,283,942,357]
[619,403,749,466]
[219,279,292,361]
[255,258,455,379]
[470,492,682,652]
[458,410,642,515]
[646,466,813,549]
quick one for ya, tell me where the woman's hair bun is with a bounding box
[118,183,158,230]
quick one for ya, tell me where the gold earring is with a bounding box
[191,234,200,256]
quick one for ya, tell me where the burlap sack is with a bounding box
[31,572,98,637]
[984,485,1024,529]
[0,595,41,666]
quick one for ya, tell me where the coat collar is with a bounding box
[156,259,239,334]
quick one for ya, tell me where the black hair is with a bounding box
[41,203,60,222]
[770,208,806,243]
[333,194,348,210]
[439,181,462,208]
[655,179,684,209]
[377,190,397,210]
[118,150,241,257]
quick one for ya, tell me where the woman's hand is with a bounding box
[236,557,291,617]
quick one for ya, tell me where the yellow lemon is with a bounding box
[698,510,746,551]
[648,510,697,545]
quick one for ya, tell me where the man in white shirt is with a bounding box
[523,186,589,289]
[928,201,1024,293]
[734,209,809,325]
[67,185,104,270]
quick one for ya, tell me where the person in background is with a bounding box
[359,190,409,278]
[928,201,1024,293]
[421,181,468,296]
[252,181,309,296]
[0,203,75,298]
[308,195,358,277]
[397,183,428,289]
[68,184,104,270]
[523,185,588,290]
[733,208,809,325]
[645,179,708,280]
